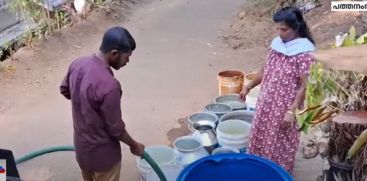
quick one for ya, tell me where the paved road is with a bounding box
[0,0,322,180]
[1,0,250,180]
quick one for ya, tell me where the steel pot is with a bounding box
[191,120,218,153]
[204,103,232,118]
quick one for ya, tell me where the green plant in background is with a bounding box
[346,26,367,45]
[90,0,105,5]
[306,62,337,106]
[335,26,367,47]
[6,0,41,43]
[297,29,367,137]
[347,129,367,159]
[307,25,367,180]
[296,62,338,134]
[326,25,367,112]
[1,0,111,62]
[300,64,367,132]
[55,9,68,29]
[6,0,60,43]
[296,104,338,134]
[298,25,367,134]
[5,0,109,43]
[325,70,367,111]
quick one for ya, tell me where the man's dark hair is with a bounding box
[99,26,136,53]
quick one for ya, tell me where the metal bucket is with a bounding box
[219,110,254,124]
[204,103,232,118]
[188,112,219,126]
[215,94,246,110]
[191,120,218,153]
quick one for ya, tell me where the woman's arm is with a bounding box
[289,53,314,113]
[283,54,314,127]
[246,66,264,90]
[240,66,264,100]
[288,74,307,112]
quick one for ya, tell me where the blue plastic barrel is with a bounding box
[177,154,293,181]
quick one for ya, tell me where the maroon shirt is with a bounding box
[60,55,126,172]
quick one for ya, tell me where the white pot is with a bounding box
[173,136,209,167]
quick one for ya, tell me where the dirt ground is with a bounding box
[223,0,367,50]
[0,0,327,180]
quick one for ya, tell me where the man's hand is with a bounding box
[119,131,145,157]
[130,141,145,157]
[240,87,250,101]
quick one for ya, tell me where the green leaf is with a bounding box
[349,26,356,40]
[301,123,311,134]
[296,111,306,124]
[304,111,316,123]
[347,129,367,159]
[342,37,355,47]
[21,1,26,7]
[298,122,306,131]
[297,110,317,134]
[356,32,367,44]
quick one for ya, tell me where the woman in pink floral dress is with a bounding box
[240,7,315,173]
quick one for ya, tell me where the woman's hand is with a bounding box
[282,111,296,129]
[240,87,250,101]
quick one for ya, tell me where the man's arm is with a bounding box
[101,89,145,156]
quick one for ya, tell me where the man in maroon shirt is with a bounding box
[60,26,145,181]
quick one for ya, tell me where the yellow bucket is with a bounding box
[217,70,244,96]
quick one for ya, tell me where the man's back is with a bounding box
[60,55,125,172]
[60,27,145,181]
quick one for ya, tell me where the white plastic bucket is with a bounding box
[246,86,259,111]
[216,119,251,152]
[136,145,176,181]
[246,96,257,111]
[219,110,254,124]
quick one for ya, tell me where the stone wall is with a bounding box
[0,0,6,9]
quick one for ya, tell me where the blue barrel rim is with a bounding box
[177,153,293,181]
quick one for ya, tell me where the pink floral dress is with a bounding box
[248,49,314,172]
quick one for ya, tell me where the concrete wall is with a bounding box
[0,0,6,8]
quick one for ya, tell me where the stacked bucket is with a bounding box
[136,70,258,181]
[176,71,293,180]
[189,95,255,154]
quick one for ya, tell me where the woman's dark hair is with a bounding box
[273,7,315,44]
[100,26,136,53]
